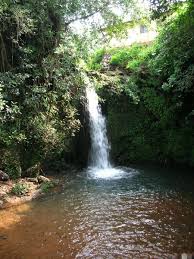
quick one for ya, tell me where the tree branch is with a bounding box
[65,10,100,26]
[64,0,111,26]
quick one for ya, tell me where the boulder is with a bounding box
[0,170,9,181]
[37,175,50,184]
[26,177,39,183]
[25,163,41,177]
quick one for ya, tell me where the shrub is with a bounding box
[40,181,55,193]
[88,49,106,70]
[0,150,22,179]
[11,183,29,196]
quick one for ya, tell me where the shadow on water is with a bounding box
[0,166,194,258]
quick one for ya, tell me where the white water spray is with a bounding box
[86,86,111,169]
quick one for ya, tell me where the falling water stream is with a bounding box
[85,85,126,179]
[0,84,194,258]
[86,86,111,169]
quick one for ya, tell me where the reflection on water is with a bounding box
[0,166,194,258]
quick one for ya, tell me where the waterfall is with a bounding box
[85,79,126,179]
[86,86,111,169]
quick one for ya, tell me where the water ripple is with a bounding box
[0,166,194,258]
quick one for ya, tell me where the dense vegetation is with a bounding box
[0,0,138,178]
[0,0,193,179]
[89,1,194,167]
[0,0,84,178]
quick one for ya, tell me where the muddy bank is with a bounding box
[0,175,62,210]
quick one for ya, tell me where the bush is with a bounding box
[40,181,55,193]
[0,150,22,179]
[89,44,152,71]
[11,183,29,196]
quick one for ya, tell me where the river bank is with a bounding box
[0,174,62,210]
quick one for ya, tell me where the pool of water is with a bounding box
[0,166,194,258]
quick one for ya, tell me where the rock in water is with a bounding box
[0,170,9,181]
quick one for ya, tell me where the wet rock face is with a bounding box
[0,171,9,181]
[72,101,90,167]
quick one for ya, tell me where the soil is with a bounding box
[0,175,61,209]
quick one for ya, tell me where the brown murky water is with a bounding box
[0,166,194,258]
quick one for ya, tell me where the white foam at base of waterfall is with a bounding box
[87,167,128,179]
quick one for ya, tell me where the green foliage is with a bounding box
[110,47,137,67]
[150,0,186,19]
[40,181,55,193]
[11,183,29,196]
[89,49,106,70]
[96,2,194,167]
[0,150,22,179]
[110,44,150,69]
[0,0,139,179]
[89,43,153,72]
[0,0,83,177]
[150,2,194,92]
